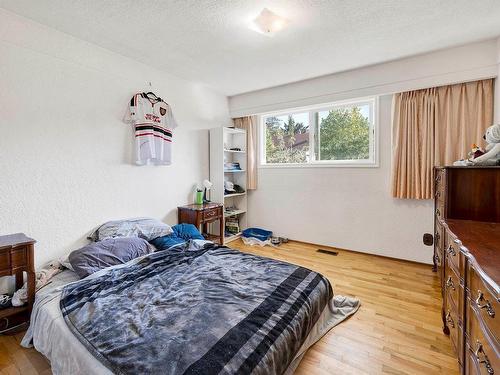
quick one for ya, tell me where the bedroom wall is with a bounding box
[229,39,499,264]
[0,8,231,282]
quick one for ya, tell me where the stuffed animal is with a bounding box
[11,260,64,307]
[472,124,500,165]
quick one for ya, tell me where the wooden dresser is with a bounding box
[0,233,36,331]
[178,203,224,245]
[434,166,499,374]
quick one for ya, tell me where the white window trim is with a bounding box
[258,96,379,168]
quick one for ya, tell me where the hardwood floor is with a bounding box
[0,240,458,375]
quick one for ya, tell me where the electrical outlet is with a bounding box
[423,233,434,246]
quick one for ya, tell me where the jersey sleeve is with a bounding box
[124,94,140,124]
[168,109,178,129]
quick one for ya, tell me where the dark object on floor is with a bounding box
[280,237,289,243]
[271,237,281,245]
[317,249,339,256]
[0,295,12,310]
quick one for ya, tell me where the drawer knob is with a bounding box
[476,291,495,318]
[474,341,494,374]
[445,276,455,291]
[447,245,456,257]
[445,311,455,328]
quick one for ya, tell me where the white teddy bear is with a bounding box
[473,123,500,165]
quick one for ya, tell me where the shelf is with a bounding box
[224,209,246,217]
[224,170,245,173]
[224,149,246,154]
[225,232,242,242]
[224,192,246,198]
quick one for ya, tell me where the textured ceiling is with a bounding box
[2,0,500,95]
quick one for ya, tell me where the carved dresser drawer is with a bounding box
[446,231,465,275]
[202,207,221,221]
[468,266,499,342]
[467,304,499,375]
[445,303,462,360]
[445,259,462,314]
[435,220,445,272]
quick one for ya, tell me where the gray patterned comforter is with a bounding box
[60,243,358,375]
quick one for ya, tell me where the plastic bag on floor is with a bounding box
[241,236,275,247]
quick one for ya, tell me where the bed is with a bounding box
[22,240,359,375]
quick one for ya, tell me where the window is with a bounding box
[260,97,377,167]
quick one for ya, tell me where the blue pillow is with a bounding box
[172,224,204,241]
[150,235,185,250]
[150,224,204,250]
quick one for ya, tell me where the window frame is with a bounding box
[259,96,379,168]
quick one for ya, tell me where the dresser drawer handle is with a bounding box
[206,210,216,217]
[445,311,455,328]
[445,276,455,291]
[474,341,494,374]
[447,245,456,257]
[436,208,441,216]
[476,291,495,318]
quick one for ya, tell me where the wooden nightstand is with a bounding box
[0,233,36,331]
[178,203,224,245]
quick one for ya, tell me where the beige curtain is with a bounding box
[233,116,258,190]
[391,79,493,199]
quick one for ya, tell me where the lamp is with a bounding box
[252,8,289,36]
[203,180,212,203]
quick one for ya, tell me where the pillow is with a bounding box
[69,237,153,278]
[149,235,186,251]
[87,217,173,242]
[172,224,204,241]
[150,224,204,251]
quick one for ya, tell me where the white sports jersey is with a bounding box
[125,93,178,165]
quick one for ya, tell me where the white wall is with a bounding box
[0,8,231,278]
[229,39,499,264]
[230,39,498,117]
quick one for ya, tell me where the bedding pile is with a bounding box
[59,242,359,374]
[24,219,359,375]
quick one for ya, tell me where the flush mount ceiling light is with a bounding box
[252,8,289,36]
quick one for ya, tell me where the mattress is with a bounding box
[22,250,359,375]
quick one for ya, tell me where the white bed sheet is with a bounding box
[22,269,112,374]
[23,263,359,375]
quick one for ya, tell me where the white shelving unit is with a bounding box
[210,127,247,244]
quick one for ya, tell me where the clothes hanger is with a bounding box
[143,82,167,105]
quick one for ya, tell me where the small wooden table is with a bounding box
[0,233,36,330]
[178,203,224,245]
